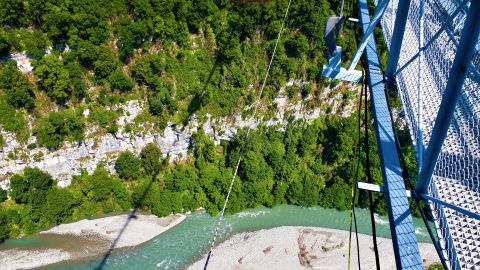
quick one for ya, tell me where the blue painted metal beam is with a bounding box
[416,0,480,195]
[422,194,480,220]
[348,0,390,71]
[358,0,423,268]
[385,0,412,79]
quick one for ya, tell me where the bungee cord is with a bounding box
[203,1,293,268]
[347,69,364,270]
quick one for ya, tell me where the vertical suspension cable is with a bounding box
[202,1,293,269]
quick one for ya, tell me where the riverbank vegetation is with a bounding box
[0,113,399,241]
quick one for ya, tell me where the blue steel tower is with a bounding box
[322,0,480,269]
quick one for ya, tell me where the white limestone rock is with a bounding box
[0,80,357,186]
[10,52,33,73]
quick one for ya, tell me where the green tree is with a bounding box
[9,167,54,206]
[112,178,132,209]
[0,33,10,56]
[148,95,164,116]
[76,40,98,68]
[132,177,160,208]
[5,82,35,110]
[115,151,141,180]
[285,33,309,58]
[164,165,198,192]
[65,61,86,100]
[319,178,350,210]
[41,6,72,44]
[264,140,285,170]
[192,130,216,168]
[35,109,85,149]
[140,143,163,176]
[240,150,275,207]
[0,188,7,203]
[93,45,120,80]
[0,212,9,242]
[0,0,26,27]
[0,61,35,110]
[115,16,153,60]
[131,53,163,88]
[216,30,241,63]
[109,69,134,92]
[33,54,71,104]
[0,97,28,138]
[427,263,444,270]
[80,167,114,202]
[44,188,76,224]
[153,191,182,216]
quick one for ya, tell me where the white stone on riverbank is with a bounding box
[0,213,185,269]
[188,226,440,270]
[0,249,71,270]
[42,213,186,248]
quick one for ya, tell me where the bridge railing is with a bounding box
[378,0,480,269]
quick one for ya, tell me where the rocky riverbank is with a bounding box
[188,226,440,270]
[0,212,186,270]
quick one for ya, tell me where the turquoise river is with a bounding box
[4,205,433,269]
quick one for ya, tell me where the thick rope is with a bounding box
[203,1,293,268]
[348,70,364,270]
[347,5,363,268]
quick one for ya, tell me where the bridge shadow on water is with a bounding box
[94,176,156,270]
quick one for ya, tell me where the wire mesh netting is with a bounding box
[378,0,480,269]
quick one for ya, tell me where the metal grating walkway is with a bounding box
[379,0,480,268]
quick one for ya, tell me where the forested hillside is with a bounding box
[0,0,417,242]
[0,0,357,145]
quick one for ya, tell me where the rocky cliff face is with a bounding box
[0,80,357,188]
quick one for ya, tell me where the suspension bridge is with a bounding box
[203,0,479,269]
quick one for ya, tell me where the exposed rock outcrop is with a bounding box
[0,81,357,188]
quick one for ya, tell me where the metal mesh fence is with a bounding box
[377,0,480,269]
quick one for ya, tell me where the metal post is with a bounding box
[417,0,480,194]
[385,0,412,79]
[347,0,390,71]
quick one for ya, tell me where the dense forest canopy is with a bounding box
[0,0,417,243]
[0,0,358,144]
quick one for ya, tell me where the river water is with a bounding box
[4,205,432,269]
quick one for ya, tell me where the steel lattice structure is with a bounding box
[380,0,480,269]
[323,0,480,269]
